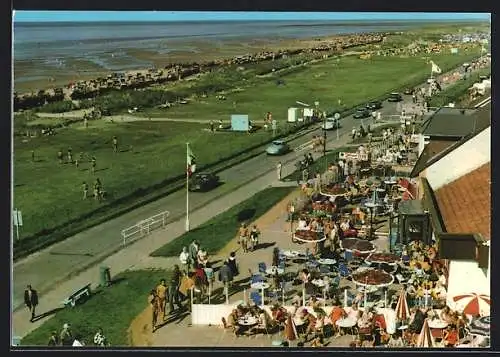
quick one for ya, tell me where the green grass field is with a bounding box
[13,39,481,257]
[20,269,169,346]
[150,186,295,257]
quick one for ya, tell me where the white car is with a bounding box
[321,118,340,130]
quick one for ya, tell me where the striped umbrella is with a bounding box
[416,319,435,348]
[453,293,490,317]
[468,316,490,337]
[395,289,410,321]
[284,315,298,341]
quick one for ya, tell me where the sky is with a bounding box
[13,11,491,23]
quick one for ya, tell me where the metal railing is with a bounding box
[121,210,170,246]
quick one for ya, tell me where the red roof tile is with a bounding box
[434,163,491,240]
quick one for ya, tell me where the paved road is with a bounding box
[12,63,471,311]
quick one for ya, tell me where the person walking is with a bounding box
[249,225,260,251]
[59,323,73,346]
[351,127,356,140]
[91,156,97,174]
[179,247,191,275]
[148,289,159,332]
[57,149,63,164]
[67,148,73,164]
[276,162,282,181]
[227,252,239,277]
[238,223,249,253]
[24,284,38,322]
[188,240,200,266]
[82,182,88,200]
[112,136,118,153]
[218,260,234,300]
[47,331,59,346]
[168,265,183,315]
[155,279,168,320]
[31,150,35,162]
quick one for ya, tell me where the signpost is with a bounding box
[13,209,23,241]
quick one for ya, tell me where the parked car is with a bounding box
[366,101,382,110]
[387,92,403,102]
[321,117,340,130]
[188,172,220,192]
[353,108,371,119]
[266,140,290,155]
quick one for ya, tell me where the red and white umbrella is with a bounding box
[453,293,490,317]
[284,315,298,341]
[417,319,435,348]
[395,289,410,321]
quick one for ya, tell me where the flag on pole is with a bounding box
[430,60,442,74]
[186,144,196,176]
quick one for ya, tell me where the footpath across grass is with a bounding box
[20,269,169,346]
[150,187,296,257]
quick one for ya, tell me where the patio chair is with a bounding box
[338,263,350,278]
[250,291,263,306]
[258,262,267,274]
[251,274,264,284]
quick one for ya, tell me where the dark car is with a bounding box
[366,101,382,110]
[387,92,403,102]
[353,108,371,119]
[188,172,220,192]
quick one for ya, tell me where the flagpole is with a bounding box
[185,143,190,232]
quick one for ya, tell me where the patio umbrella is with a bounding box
[468,316,490,337]
[453,293,490,317]
[416,319,435,348]
[395,289,409,321]
[284,315,298,341]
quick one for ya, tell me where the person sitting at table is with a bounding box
[387,330,405,347]
[291,294,303,308]
[401,248,410,265]
[224,309,241,336]
[329,304,346,335]
[270,304,288,325]
[439,306,454,325]
[197,247,209,267]
[297,216,308,230]
[443,325,459,347]
[300,269,311,284]
[348,303,362,321]
[339,219,350,232]
[408,308,425,337]
[303,309,318,341]
[352,292,364,307]
[249,308,271,335]
[308,296,320,309]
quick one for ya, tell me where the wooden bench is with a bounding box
[62,284,92,307]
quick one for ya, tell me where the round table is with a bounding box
[266,267,285,276]
[336,317,357,335]
[238,316,259,326]
[317,258,336,265]
[428,320,448,329]
[282,250,300,259]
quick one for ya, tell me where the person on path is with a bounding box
[238,223,249,253]
[168,265,183,315]
[67,148,73,164]
[94,178,102,201]
[351,127,356,140]
[249,224,260,251]
[179,247,191,274]
[112,136,118,153]
[91,156,97,174]
[276,162,282,181]
[227,251,239,277]
[148,289,159,332]
[188,240,199,265]
[155,279,168,319]
[82,182,88,200]
[57,149,63,164]
[209,120,215,132]
[31,150,35,162]
[218,260,234,299]
[24,284,38,322]
[59,323,73,346]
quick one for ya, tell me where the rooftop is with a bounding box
[434,162,491,240]
[421,104,491,138]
